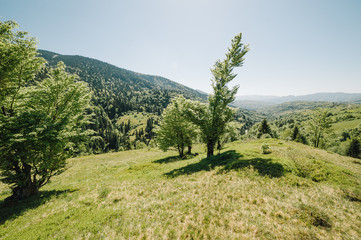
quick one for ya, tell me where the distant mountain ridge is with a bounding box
[234,92,361,110]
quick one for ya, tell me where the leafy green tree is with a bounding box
[155,96,198,158]
[185,33,249,157]
[0,20,45,116]
[0,21,92,200]
[308,110,331,148]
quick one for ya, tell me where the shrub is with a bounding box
[261,144,271,154]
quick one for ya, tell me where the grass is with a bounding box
[331,118,361,131]
[1,139,361,239]
[329,104,361,131]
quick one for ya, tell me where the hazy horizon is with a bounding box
[2,0,361,96]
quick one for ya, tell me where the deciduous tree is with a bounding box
[308,110,331,148]
[155,96,198,158]
[185,33,249,157]
[0,21,92,200]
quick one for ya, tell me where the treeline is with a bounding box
[245,104,361,159]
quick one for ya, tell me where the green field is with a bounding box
[1,139,361,239]
[331,118,361,131]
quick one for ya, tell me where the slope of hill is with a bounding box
[1,139,360,239]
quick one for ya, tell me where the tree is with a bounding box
[185,33,249,157]
[145,117,155,142]
[0,21,92,200]
[155,96,198,158]
[291,124,307,144]
[0,20,45,116]
[291,125,299,141]
[308,110,331,148]
[257,119,271,138]
[347,139,360,159]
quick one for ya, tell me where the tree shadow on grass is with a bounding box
[153,154,196,164]
[165,150,285,178]
[0,189,77,225]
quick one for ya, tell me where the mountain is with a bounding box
[38,49,207,153]
[39,50,206,117]
[234,92,361,110]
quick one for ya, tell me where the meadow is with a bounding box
[1,139,360,239]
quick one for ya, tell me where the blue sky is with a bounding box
[2,0,361,96]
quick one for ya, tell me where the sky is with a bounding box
[1,0,361,96]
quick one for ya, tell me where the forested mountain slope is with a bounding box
[39,50,206,117]
[37,50,207,153]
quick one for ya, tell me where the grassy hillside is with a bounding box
[329,104,361,132]
[1,140,360,239]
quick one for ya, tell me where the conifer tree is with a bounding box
[347,139,360,159]
[258,119,271,138]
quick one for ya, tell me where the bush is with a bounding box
[261,144,271,154]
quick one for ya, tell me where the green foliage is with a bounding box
[347,139,360,158]
[0,21,92,200]
[307,110,331,148]
[258,119,271,138]
[185,33,249,157]
[0,20,45,114]
[261,144,271,154]
[291,125,307,144]
[156,96,199,157]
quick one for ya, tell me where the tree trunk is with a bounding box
[11,184,39,200]
[178,144,184,158]
[187,145,192,155]
[8,164,39,201]
[217,140,222,150]
[207,140,215,158]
